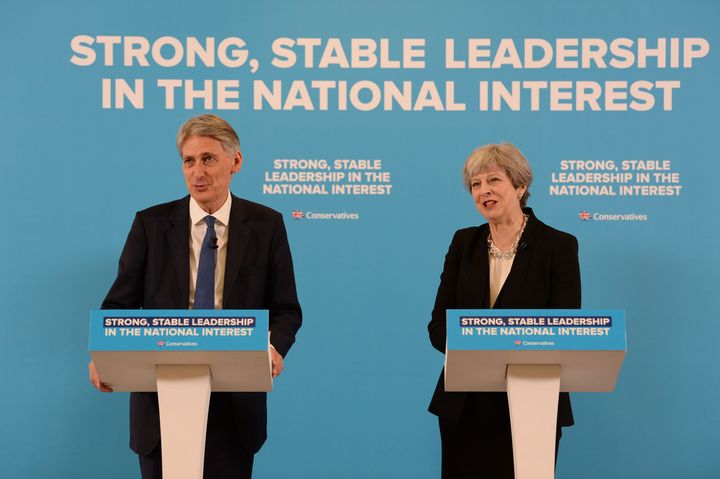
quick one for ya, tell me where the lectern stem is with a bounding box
[506,364,561,479]
[157,364,212,479]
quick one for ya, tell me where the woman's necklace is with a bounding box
[487,214,529,260]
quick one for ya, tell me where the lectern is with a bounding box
[89,309,271,479]
[445,309,626,479]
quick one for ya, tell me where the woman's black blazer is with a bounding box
[428,208,580,426]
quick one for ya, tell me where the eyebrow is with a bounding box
[183,151,217,159]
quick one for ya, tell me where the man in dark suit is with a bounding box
[89,114,302,479]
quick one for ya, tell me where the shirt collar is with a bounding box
[189,194,232,226]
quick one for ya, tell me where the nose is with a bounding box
[191,162,207,179]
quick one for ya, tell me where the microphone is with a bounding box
[210,237,219,249]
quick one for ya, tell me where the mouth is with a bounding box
[482,200,497,208]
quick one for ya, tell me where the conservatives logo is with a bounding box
[157,340,165,347]
[579,211,648,222]
[514,339,522,346]
[289,210,360,221]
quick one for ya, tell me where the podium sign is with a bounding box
[445,309,626,479]
[89,310,272,478]
[445,309,626,392]
[89,309,272,392]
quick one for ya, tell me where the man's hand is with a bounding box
[88,360,113,392]
[270,347,284,378]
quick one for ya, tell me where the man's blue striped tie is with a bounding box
[194,215,217,309]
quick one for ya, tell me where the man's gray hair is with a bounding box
[176,114,240,156]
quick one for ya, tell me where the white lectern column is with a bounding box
[157,365,212,479]
[506,364,560,479]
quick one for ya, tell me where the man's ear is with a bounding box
[232,151,243,174]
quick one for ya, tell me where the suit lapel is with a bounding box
[469,225,491,308]
[166,197,190,306]
[223,195,250,307]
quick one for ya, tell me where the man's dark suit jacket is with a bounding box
[102,194,302,456]
[427,208,579,426]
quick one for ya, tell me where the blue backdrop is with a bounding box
[1,1,719,477]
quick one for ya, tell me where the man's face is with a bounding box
[181,135,242,213]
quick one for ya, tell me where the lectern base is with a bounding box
[506,364,560,479]
[157,364,212,479]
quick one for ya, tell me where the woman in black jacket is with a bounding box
[428,143,581,478]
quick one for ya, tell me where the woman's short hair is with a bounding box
[462,143,533,207]
[176,114,240,156]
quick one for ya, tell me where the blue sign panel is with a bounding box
[447,309,626,351]
[89,310,268,352]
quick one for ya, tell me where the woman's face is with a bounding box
[470,168,526,223]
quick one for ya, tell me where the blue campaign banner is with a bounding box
[88,309,268,352]
[2,1,719,478]
[447,309,626,351]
